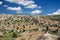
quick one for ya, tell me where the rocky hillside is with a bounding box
[0,14,60,40]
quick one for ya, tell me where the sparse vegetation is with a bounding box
[12,32,18,38]
[0,14,59,40]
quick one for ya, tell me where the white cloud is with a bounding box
[26,4,38,9]
[5,0,42,14]
[3,5,9,7]
[31,10,42,15]
[0,1,3,5]
[48,9,60,15]
[5,0,40,9]
[38,6,41,8]
[7,7,21,11]
[5,0,34,6]
[7,7,22,13]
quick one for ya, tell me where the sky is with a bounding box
[0,0,60,15]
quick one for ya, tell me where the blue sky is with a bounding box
[0,0,60,15]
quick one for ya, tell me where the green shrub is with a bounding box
[22,30,26,32]
[22,25,25,28]
[21,38,25,40]
[12,32,17,38]
[10,29,14,32]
